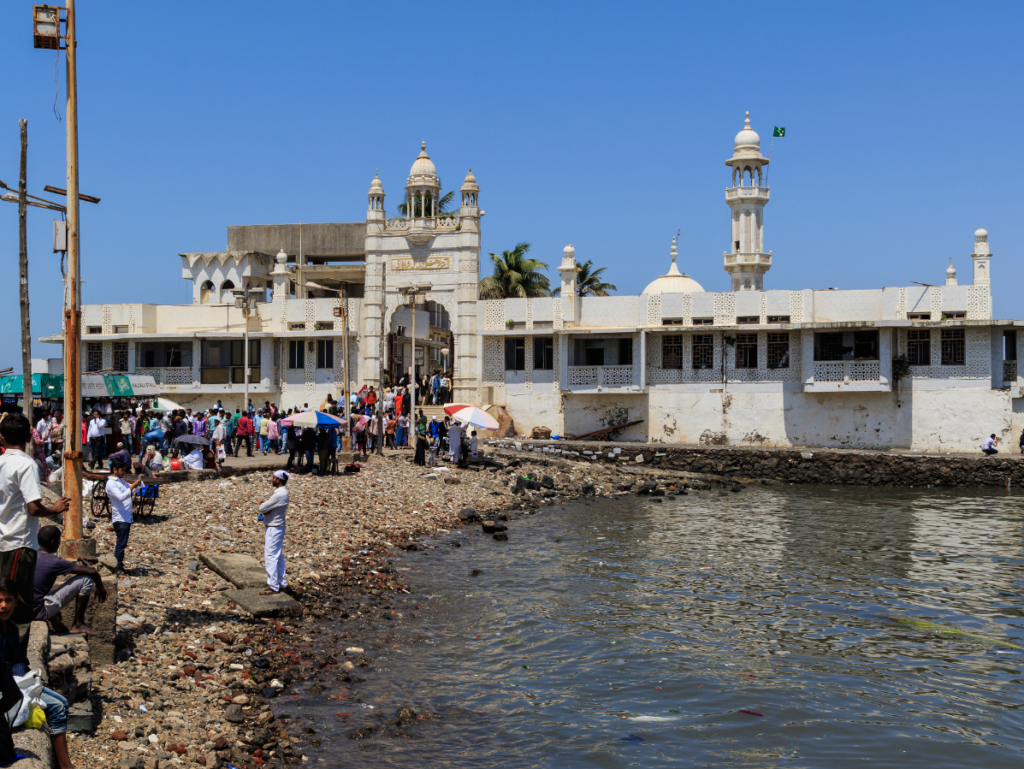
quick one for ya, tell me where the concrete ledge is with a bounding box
[222,588,302,618]
[200,553,267,589]
[12,727,52,769]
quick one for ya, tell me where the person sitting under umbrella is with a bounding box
[181,445,204,470]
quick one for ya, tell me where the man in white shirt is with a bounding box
[86,409,107,470]
[0,413,70,645]
[258,470,290,595]
[181,446,204,470]
[143,444,163,471]
[105,459,141,575]
[35,411,51,452]
[982,434,1000,456]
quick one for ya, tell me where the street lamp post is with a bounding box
[233,290,259,413]
[398,282,432,416]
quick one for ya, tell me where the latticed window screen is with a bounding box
[735,333,758,369]
[112,342,128,372]
[767,333,790,368]
[941,329,965,366]
[86,343,102,372]
[907,330,930,366]
[692,334,713,369]
[662,335,683,369]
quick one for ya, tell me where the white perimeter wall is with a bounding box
[502,384,1017,452]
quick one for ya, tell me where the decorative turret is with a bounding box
[272,247,292,299]
[459,168,480,233]
[558,244,580,325]
[366,171,385,230]
[945,258,957,286]
[724,111,772,291]
[971,228,991,286]
[405,141,440,246]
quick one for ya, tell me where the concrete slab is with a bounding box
[222,588,302,618]
[12,727,52,769]
[200,553,267,589]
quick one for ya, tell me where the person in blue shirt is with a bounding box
[0,578,74,769]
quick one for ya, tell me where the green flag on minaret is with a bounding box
[773,127,785,137]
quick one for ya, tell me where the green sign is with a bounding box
[102,375,134,397]
[0,374,63,399]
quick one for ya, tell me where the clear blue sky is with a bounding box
[1,1,1021,373]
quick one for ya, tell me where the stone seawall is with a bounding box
[493,439,1024,489]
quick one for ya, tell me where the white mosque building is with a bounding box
[44,115,1024,452]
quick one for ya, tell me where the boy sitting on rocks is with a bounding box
[33,525,107,636]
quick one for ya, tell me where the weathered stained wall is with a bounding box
[501,383,1015,452]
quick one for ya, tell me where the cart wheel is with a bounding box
[90,492,105,517]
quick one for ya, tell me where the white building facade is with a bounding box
[44,122,1024,451]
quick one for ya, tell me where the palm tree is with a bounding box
[552,260,617,297]
[479,242,551,299]
[396,185,456,218]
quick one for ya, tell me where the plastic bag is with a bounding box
[11,671,44,728]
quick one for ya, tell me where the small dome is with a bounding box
[368,170,384,195]
[461,168,478,191]
[974,227,988,242]
[564,244,575,258]
[276,248,288,264]
[946,258,956,276]
[734,111,760,150]
[641,236,705,295]
[409,141,437,179]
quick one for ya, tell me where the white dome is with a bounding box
[461,167,478,191]
[946,259,956,276]
[641,236,704,294]
[368,170,384,194]
[734,111,760,149]
[409,141,437,179]
[974,227,988,242]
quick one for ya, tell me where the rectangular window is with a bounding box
[288,340,304,369]
[662,335,683,369]
[735,333,758,369]
[289,322,305,331]
[113,325,129,334]
[316,339,334,369]
[87,326,101,335]
[814,332,845,362]
[136,343,157,368]
[692,334,714,369]
[767,315,790,324]
[1006,330,1018,361]
[941,329,965,366]
[662,319,683,326]
[86,343,102,372]
[314,321,334,331]
[165,343,188,368]
[692,318,713,326]
[943,311,966,320]
[907,312,931,320]
[907,330,931,366]
[112,342,129,372]
[583,339,605,366]
[618,338,633,366]
[533,337,554,370]
[853,330,880,361]
[505,337,525,371]
[737,316,759,325]
[767,332,790,368]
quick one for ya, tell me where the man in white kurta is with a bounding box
[447,422,463,464]
[258,470,290,594]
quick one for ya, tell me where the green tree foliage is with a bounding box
[479,242,551,299]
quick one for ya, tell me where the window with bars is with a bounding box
[288,339,304,369]
[941,329,965,365]
[767,315,790,324]
[112,342,128,372]
[907,330,930,366]
[767,333,790,368]
[737,316,759,325]
[86,343,102,372]
[316,339,334,369]
[692,318,713,326]
[814,332,845,362]
[692,334,714,369]
[534,337,554,370]
[662,335,683,369]
[735,333,758,369]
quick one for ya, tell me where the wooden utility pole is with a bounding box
[17,120,33,421]
[61,0,89,558]
[377,272,386,455]
[340,282,350,451]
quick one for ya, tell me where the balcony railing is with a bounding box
[567,365,634,389]
[1004,360,1018,383]
[133,367,193,385]
[726,186,770,198]
[813,361,881,383]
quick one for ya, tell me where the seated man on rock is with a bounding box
[33,525,107,636]
[0,577,75,769]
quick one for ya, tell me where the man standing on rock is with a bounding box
[259,470,290,595]
[0,414,70,647]
[106,459,141,576]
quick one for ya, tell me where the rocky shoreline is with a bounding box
[80,446,738,769]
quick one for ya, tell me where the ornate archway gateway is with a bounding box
[384,291,458,385]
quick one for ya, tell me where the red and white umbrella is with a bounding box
[443,404,499,431]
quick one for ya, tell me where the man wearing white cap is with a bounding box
[258,470,290,594]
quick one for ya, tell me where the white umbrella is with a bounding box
[148,397,184,412]
[445,405,499,431]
